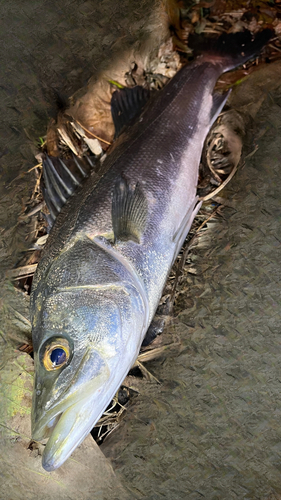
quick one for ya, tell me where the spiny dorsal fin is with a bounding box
[112,176,148,243]
[111,86,150,138]
[42,154,95,227]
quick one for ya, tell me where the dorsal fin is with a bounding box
[112,176,148,243]
[42,154,95,227]
[111,86,150,138]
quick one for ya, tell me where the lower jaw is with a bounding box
[33,412,62,441]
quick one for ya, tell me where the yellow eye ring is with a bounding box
[42,338,70,371]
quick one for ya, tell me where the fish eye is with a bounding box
[42,338,70,371]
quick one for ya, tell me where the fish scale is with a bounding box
[30,29,273,471]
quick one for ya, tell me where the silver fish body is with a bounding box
[30,30,272,471]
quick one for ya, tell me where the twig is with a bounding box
[199,163,238,202]
[169,206,220,308]
[135,360,161,384]
[20,201,45,219]
[6,263,38,279]
[73,119,112,146]
[27,163,42,173]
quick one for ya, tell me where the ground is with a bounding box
[1,1,281,499]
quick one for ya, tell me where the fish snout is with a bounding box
[31,347,111,445]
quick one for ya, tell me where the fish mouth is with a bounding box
[33,379,119,471]
[35,394,100,471]
[31,351,132,471]
[32,347,114,471]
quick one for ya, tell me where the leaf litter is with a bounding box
[4,0,281,475]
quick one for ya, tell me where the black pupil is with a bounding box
[50,348,66,366]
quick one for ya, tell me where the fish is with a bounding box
[30,29,272,471]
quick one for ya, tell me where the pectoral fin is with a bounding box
[112,177,148,243]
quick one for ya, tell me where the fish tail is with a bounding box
[188,29,273,72]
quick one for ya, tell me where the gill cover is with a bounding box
[31,236,148,470]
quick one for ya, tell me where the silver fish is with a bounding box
[30,29,272,471]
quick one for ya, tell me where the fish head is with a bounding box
[31,284,144,471]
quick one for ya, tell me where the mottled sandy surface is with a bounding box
[1,1,281,498]
[102,65,281,500]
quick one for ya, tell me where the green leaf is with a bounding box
[108,79,125,89]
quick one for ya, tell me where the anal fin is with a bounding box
[141,316,166,347]
[112,177,148,244]
[210,90,231,126]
